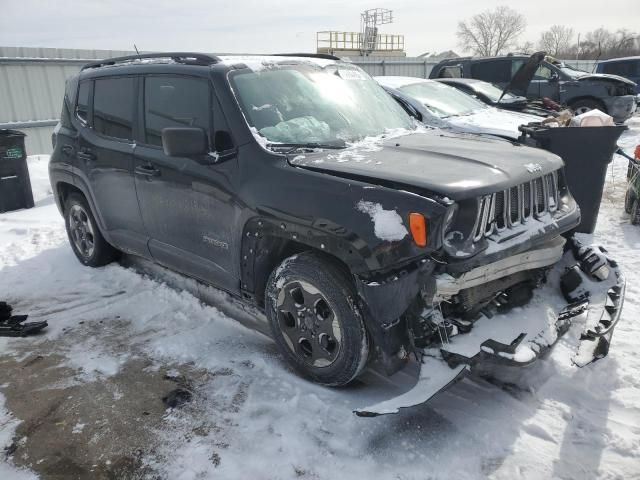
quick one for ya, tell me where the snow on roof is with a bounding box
[374,75,432,89]
[217,55,337,71]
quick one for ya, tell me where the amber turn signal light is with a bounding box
[409,213,427,247]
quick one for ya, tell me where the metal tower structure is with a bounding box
[360,8,394,55]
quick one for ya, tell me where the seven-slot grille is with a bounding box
[472,171,560,241]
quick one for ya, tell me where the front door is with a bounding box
[133,74,239,292]
[529,63,561,101]
[77,76,148,256]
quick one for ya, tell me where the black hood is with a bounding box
[499,51,546,100]
[289,131,563,201]
[575,73,637,87]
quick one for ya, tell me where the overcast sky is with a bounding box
[1,0,639,56]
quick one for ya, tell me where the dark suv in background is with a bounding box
[596,56,640,94]
[430,53,637,123]
[49,52,624,416]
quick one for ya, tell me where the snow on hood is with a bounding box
[446,107,540,139]
[577,73,638,87]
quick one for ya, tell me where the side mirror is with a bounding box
[161,127,208,157]
[549,72,560,82]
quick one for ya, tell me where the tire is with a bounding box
[631,199,640,226]
[625,188,636,214]
[570,98,606,116]
[64,193,119,267]
[265,252,369,386]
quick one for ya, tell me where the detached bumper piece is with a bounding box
[355,238,625,417]
[0,301,47,337]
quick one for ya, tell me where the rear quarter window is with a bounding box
[75,81,91,125]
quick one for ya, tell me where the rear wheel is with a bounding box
[64,193,118,267]
[570,98,606,116]
[265,252,369,386]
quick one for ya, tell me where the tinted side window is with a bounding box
[471,60,512,83]
[511,59,526,76]
[602,61,638,77]
[534,65,554,80]
[144,76,210,147]
[76,81,91,124]
[438,65,462,78]
[93,77,135,140]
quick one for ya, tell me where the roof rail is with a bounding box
[81,52,221,71]
[272,53,342,61]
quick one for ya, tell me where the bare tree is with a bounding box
[457,6,527,56]
[539,25,574,56]
[577,28,639,59]
[516,40,536,55]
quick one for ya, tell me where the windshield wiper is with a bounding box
[267,141,347,153]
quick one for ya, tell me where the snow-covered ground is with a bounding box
[1,123,640,479]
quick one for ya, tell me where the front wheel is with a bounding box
[265,252,369,386]
[570,98,606,116]
[64,193,119,267]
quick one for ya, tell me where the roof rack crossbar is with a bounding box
[81,52,221,71]
[272,53,342,61]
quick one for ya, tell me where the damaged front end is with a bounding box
[355,236,625,417]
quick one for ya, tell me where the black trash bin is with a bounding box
[518,124,627,234]
[0,129,34,213]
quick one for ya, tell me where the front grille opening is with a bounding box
[523,182,532,219]
[509,187,520,225]
[474,171,560,242]
[494,191,506,230]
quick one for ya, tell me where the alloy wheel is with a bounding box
[276,280,342,367]
[69,204,95,259]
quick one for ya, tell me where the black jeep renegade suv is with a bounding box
[49,52,624,415]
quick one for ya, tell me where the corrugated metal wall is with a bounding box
[347,56,437,78]
[0,47,135,154]
[0,46,605,155]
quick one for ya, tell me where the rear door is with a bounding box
[76,76,148,256]
[470,59,513,88]
[133,74,239,292]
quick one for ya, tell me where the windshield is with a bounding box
[469,82,517,102]
[547,60,588,79]
[398,81,487,117]
[231,64,413,145]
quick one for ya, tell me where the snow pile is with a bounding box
[356,200,408,241]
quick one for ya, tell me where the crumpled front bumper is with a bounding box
[604,95,637,123]
[355,240,625,417]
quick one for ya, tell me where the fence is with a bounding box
[0,46,609,155]
[0,47,134,154]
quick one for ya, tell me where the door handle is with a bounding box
[135,165,161,177]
